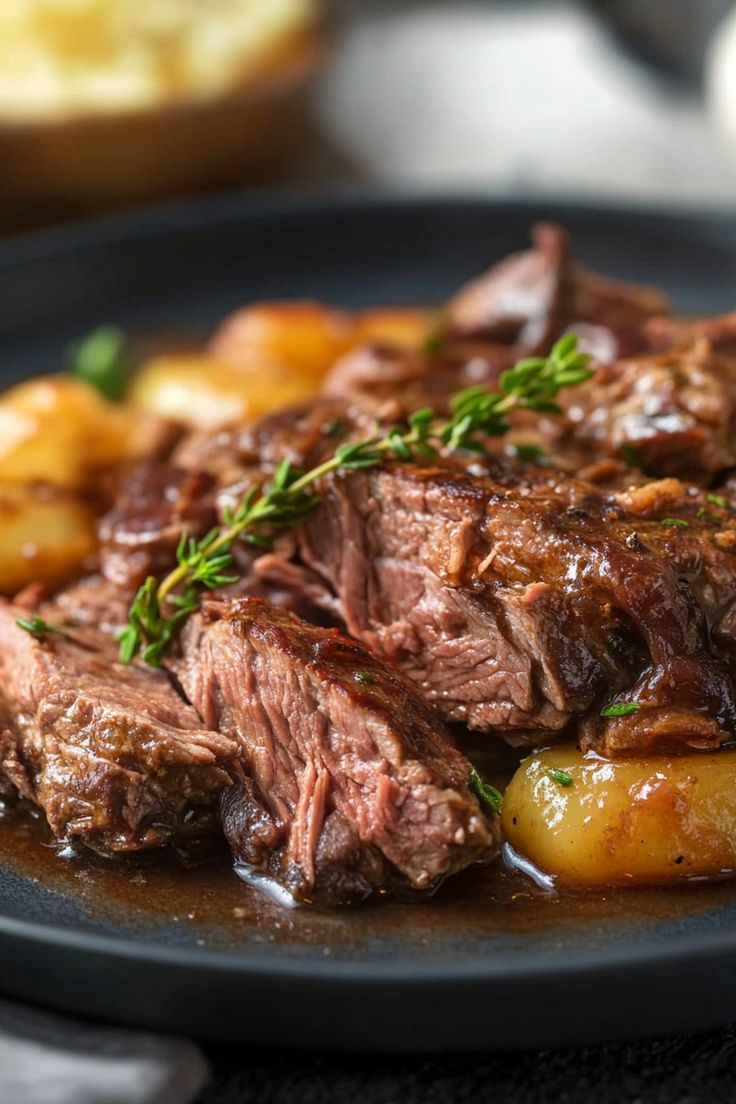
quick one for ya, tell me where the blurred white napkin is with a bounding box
[318,1,736,205]
[0,998,208,1104]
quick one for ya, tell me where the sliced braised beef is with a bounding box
[99,462,216,591]
[446,222,668,358]
[557,338,736,482]
[43,575,133,636]
[286,464,736,757]
[173,596,498,906]
[0,601,237,854]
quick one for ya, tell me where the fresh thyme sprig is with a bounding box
[15,615,64,639]
[119,335,592,666]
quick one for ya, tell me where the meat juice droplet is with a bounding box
[234,862,299,909]
[502,842,557,894]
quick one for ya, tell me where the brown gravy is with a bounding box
[3,797,735,956]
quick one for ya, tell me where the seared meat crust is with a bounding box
[295,465,736,757]
[559,338,736,482]
[0,601,237,853]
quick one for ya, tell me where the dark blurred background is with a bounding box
[3,0,736,233]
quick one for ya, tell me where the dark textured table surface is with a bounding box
[200,1027,736,1103]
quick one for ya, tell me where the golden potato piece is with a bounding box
[208,301,433,381]
[0,484,97,594]
[354,308,432,349]
[129,354,320,430]
[0,376,135,488]
[209,301,355,380]
[502,744,736,887]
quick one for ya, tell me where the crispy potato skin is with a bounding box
[502,744,736,887]
[0,484,97,594]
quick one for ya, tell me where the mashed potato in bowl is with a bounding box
[0,0,325,211]
[0,0,315,119]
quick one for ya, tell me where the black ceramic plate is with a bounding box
[3,194,736,1051]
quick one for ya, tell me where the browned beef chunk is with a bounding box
[446,222,668,358]
[318,330,736,490]
[321,339,517,415]
[290,464,736,757]
[99,462,216,591]
[172,397,379,483]
[320,231,671,463]
[646,311,736,356]
[322,224,666,424]
[558,338,736,482]
[0,601,236,853]
[173,596,497,905]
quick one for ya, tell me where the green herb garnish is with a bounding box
[706,493,731,510]
[354,671,375,686]
[470,768,503,815]
[421,332,445,357]
[660,518,689,529]
[68,325,129,401]
[120,336,593,665]
[509,442,546,464]
[547,768,573,788]
[619,444,643,469]
[15,615,63,639]
[323,418,346,439]
[601,702,640,718]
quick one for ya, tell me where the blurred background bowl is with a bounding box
[585,0,733,86]
[0,0,331,229]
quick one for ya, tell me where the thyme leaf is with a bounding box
[547,768,573,788]
[470,768,503,816]
[600,702,640,718]
[15,615,63,638]
[706,493,732,511]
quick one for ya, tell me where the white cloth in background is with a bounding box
[708,3,736,154]
[0,998,208,1104]
[318,2,736,205]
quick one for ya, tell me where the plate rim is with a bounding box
[1,184,735,275]
[4,902,736,984]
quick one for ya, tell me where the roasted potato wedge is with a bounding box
[128,353,321,430]
[0,376,135,488]
[354,308,432,349]
[209,301,355,379]
[0,484,97,594]
[208,301,433,381]
[502,744,736,887]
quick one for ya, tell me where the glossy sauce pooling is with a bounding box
[2,798,735,955]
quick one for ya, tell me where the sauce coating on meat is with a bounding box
[8,220,736,909]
